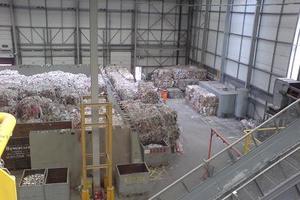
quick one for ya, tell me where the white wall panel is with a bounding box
[278,15,298,43]
[80,11,89,27]
[263,0,282,13]
[98,13,106,28]
[225,60,238,77]
[207,31,217,52]
[251,69,269,91]
[238,64,248,81]
[243,14,254,36]
[255,40,274,72]
[215,56,222,70]
[0,27,12,50]
[62,0,75,8]
[204,53,214,67]
[283,0,300,13]
[31,10,46,26]
[216,33,223,55]
[240,37,251,64]
[63,11,75,27]
[209,13,219,30]
[122,13,132,28]
[47,0,60,7]
[0,7,10,25]
[14,0,29,6]
[15,9,30,26]
[219,13,226,31]
[29,0,45,7]
[259,15,280,40]
[22,57,45,65]
[48,11,62,27]
[110,13,121,29]
[79,1,89,9]
[273,43,291,76]
[232,0,246,12]
[230,13,244,34]
[227,35,241,60]
[53,57,75,65]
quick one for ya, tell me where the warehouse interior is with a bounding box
[1,0,300,200]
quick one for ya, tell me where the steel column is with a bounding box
[132,0,138,75]
[245,0,263,88]
[89,0,100,194]
[75,0,81,64]
[9,0,19,65]
[201,0,211,66]
[220,0,233,83]
[186,0,194,64]
[176,0,183,65]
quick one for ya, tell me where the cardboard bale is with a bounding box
[151,65,207,89]
[185,85,218,116]
[137,81,161,104]
[0,69,105,125]
[151,68,174,88]
[121,100,180,147]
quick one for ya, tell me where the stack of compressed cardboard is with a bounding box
[121,100,180,147]
[0,70,106,125]
[137,81,161,104]
[185,85,218,116]
[152,65,207,90]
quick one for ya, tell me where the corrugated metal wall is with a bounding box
[190,0,300,118]
[0,0,188,68]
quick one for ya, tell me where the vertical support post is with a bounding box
[220,0,233,83]
[132,0,138,76]
[9,0,19,65]
[186,0,194,64]
[246,0,263,88]
[45,0,52,64]
[191,0,200,62]
[75,0,81,64]
[89,0,100,194]
[207,129,214,159]
[160,0,164,66]
[201,0,211,67]
[105,0,109,66]
[106,103,114,200]
[80,105,89,200]
[176,0,182,65]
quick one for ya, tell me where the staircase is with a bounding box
[149,99,300,200]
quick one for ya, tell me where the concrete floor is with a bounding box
[148,99,244,196]
[13,99,244,200]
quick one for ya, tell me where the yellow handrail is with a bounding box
[243,126,285,154]
[0,112,16,157]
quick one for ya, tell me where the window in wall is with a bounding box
[288,16,300,80]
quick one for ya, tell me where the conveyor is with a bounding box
[150,99,300,200]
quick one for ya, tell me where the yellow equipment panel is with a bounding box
[0,112,17,200]
[0,168,17,200]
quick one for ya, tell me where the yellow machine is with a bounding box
[0,112,17,200]
[80,96,114,200]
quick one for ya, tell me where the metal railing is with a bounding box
[149,98,300,200]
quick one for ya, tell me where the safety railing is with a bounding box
[149,98,300,200]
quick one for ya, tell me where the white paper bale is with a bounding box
[185,85,218,116]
